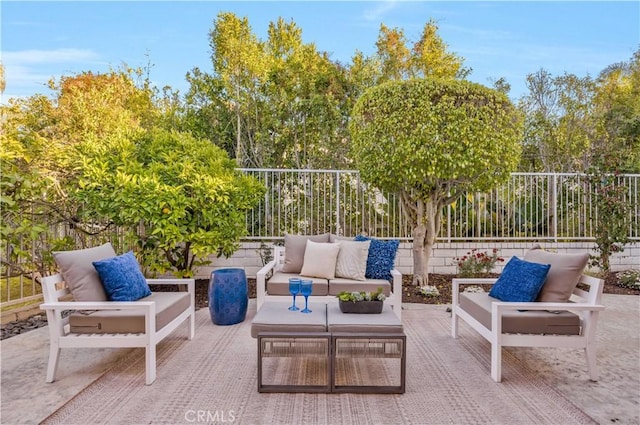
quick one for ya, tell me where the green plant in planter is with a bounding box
[337,287,386,302]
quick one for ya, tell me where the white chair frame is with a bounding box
[40,274,195,385]
[451,274,605,382]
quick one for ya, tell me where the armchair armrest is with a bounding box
[452,278,498,308]
[452,278,498,290]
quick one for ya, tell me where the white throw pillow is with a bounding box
[300,240,341,279]
[334,240,370,281]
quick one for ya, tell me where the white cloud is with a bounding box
[362,0,399,22]
[2,48,100,65]
[1,48,104,102]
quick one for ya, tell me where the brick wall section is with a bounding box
[196,241,639,279]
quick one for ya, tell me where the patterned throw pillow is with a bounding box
[488,256,551,302]
[93,251,151,301]
[354,235,399,281]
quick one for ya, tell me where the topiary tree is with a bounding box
[349,78,523,285]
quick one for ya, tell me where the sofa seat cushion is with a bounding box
[326,303,403,333]
[251,302,327,338]
[69,292,191,334]
[328,278,391,296]
[459,292,580,335]
[266,272,328,296]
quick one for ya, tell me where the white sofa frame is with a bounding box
[40,274,195,385]
[256,245,403,319]
[451,274,605,382]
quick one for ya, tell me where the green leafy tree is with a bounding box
[2,68,264,278]
[0,62,5,93]
[586,172,634,274]
[1,93,76,278]
[591,48,640,173]
[208,12,269,167]
[350,79,523,285]
[410,20,470,79]
[518,68,596,172]
[72,128,265,277]
[372,20,469,84]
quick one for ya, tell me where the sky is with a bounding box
[2,1,639,103]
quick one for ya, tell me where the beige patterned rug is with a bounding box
[42,306,596,425]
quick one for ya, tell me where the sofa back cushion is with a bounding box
[281,233,330,273]
[525,245,589,302]
[53,242,116,301]
[334,240,370,281]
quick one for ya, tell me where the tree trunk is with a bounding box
[412,223,428,286]
[235,83,243,166]
[411,198,441,286]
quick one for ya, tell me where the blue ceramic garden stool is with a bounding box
[208,268,248,325]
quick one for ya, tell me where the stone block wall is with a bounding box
[196,241,639,279]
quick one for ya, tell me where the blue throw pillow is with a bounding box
[488,256,551,302]
[354,235,399,281]
[93,251,151,301]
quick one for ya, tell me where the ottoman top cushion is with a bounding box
[251,302,327,338]
[326,303,403,333]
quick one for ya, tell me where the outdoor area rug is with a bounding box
[42,306,596,425]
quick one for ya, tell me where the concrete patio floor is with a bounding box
[1,296,639,425]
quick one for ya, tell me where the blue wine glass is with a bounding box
[288,278,301,311]
[300,279,313,313]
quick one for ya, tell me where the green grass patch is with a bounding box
[0,276,42,304]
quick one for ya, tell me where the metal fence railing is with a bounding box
[241,170,640,242]
[2,170,638,308]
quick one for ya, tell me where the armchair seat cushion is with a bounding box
[69,292,191,334]
[459,292,581,335]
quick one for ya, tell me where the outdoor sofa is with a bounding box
[256,234,402,318]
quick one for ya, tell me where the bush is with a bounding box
[454,248,504,278]
[616,270,640,290]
